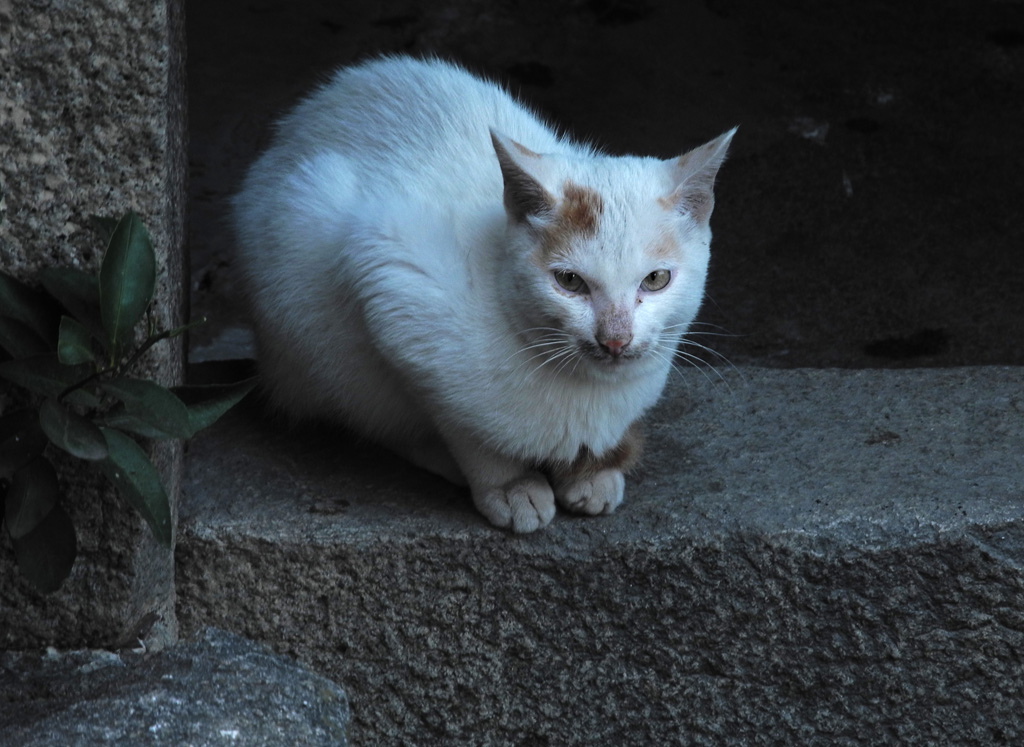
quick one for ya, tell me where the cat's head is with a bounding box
[491,127,735,381]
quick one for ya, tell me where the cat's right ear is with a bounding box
[490,129,556,224]
[663,127,737,225]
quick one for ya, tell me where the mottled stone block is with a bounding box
[177,368,1024,744]
[0,0,187,650]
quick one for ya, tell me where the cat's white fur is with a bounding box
[233,56,734,532]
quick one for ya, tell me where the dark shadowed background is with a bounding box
[186,0,1024,369]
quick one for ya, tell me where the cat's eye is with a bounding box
[554,270,588,294]
[641,270,672,292]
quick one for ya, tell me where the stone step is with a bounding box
[176,367,1024,745]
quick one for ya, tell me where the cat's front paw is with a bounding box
[473,472,556,533]
[555,468,625,516]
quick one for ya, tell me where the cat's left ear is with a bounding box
[663,127,738,224]
[491,129,556,224]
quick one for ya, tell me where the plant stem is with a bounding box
[57,316,207,403]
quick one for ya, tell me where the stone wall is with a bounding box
[0,0,187,651]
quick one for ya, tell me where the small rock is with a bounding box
[0,628,350,746]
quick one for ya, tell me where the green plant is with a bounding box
[0,211,255,593]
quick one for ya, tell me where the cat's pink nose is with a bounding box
[600,337,632,357]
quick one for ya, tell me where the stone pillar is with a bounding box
[0,0,187,651]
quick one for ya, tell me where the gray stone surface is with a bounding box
[0,1,186,650]
[177,367,1024,744]
[0,627,350,746]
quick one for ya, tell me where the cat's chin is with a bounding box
[577,345,650,379]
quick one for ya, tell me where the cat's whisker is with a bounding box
[516,338,578,381]
[657,324,740,367]
[516,351,563,381]
[686,320,735,331]
[646,346,687,384]
[549,354,572,378]
[526,344,571,365]
[521,334,571,350]
[675,348,727,380]
[661,322,739,339]
[669,348,731,391]
[564,349,588,378]
[647,331,737,392]
[501,334,569,371]
[678,338,745,382]
[680,330,741,339]
[528,352,577,383]
[516,338,567,358]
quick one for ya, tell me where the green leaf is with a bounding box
[57,316,96,365]
[98,427,172,546]
[95,406,179,440]
[174,377,258,435]
[5,456,60,539]
[99,212,156,359]
[0,316,51,358]
[0,271,59,345]
[0,354,100,408]
[98,378,191,439]
[0,410,49,481]
[89,215,120,245]
[39,398,108,460]
[11,501,77,593]
[38,267,108,351]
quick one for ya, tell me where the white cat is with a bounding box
[233,56,734,532]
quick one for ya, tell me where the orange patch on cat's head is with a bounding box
[649,233,681,262]
[537,181,604,263]
[559,181,603,238]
